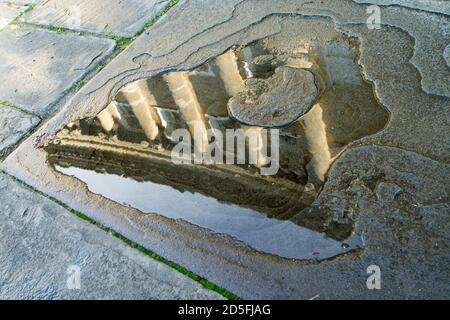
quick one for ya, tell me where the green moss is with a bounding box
[13,0,178,105]
[42,25,74,34]
[83,216,241,300]
[0,101,38,117]
[112,36,135,50]
[107,229,240,299]
[145,0,180,29]
[0,101,16,108]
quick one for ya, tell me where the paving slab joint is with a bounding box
[0,169,241,300]
[70,0,181,94]
[0,100,40,117]
[8,2,36,27]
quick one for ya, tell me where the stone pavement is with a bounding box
[21,0,170,37]
[0,27,115,115]
[0,3,26,30]
[0,0,449,300]
[0,0,225,300]
[0,173,222,299]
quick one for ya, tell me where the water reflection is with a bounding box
[45,34,388,260]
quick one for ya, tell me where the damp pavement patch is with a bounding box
[0,27,115,115]
[0,105,39,155]
[21,0,171,37]
[0,173,223,300]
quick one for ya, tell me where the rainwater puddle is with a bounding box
[45,18,389,260]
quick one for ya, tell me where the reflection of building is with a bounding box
[46,124,313,227]
[99,48,273,168]
[46,41,389,241]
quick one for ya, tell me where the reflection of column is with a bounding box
[241,125,270,168]
[300,104,333,184]
[97,101,121,132]
[119,80,161,140]
[241,47,256,79]
[215,50,270,169]
[163,72,209,153]
[214,50,245,96]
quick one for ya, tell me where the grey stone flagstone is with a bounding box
[0,3,27,30]
[0,27,115,115]
[21,0,171,37]
[0,173,223,300]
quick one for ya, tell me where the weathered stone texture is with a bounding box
[0,173,223,300]
[229,67,319,127]
[0,3,26,30]
[21,0,170,37]
[0,27,115,115]
[1,0,449,299]
[0,106,39,155]
[353,0,450,15]
[0,1,42,4]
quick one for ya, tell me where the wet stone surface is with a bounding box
[229,66,319,127]
[0,106,39,155]
[45,23,389,261]
[0,27,115,115]
[21,0,170,37]
[352,0,450,15]
[1,0,447,299]
[0,0,42,4]
[0,173,223,300]
[0,3,27,30]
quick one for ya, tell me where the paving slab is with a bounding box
[2,0,449,299]
[0,3,26,30]
[353,0,450,15]
[0,1,42,4]
[0,105,39,155]
[21,0,170,37]
[0,27,115,115]
[0,173,223,300]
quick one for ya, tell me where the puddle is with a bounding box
[45,18,389,260]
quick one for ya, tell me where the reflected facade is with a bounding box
[45,21,389,260]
